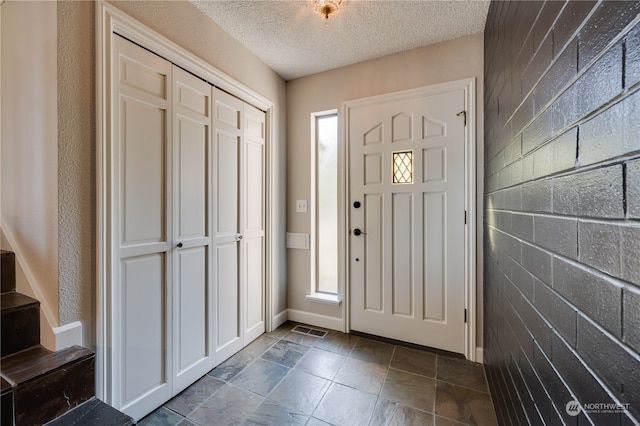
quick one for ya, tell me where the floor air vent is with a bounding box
[292,325,327,338]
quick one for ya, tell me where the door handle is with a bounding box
[176,242,183,248]
[353,228,366,236]
[238,235,243,240]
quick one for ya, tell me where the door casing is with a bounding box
[341,79,478,361]
[96,1,279,402]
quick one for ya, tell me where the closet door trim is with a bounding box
[96,1,278,404]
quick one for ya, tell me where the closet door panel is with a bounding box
[212,89,244,364]
[112,35,172,420]
[243,105,266,342]
[172,66,214,391]
[120,99,165,245]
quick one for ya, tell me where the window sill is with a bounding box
[306,293,342,306]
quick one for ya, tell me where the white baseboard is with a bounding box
[271,309,288,331]
[475,346,484,363]
[287,309,343,332]
[54,321,83,350]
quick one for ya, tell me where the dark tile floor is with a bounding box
[139,322,498,426]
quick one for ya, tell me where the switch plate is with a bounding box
[296,200,307,213]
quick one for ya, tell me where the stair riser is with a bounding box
[1,251,16,294]
[1,306,40,357]
[14,355,95,426]
[1,389,13,426]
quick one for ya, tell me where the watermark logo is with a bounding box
[565,400,629,416]
[566,400,581,416]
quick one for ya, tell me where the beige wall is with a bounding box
[56,0,287,347]
[286,33,485,346]
[1,1,59,349]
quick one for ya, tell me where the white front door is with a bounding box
[349,87,466,354]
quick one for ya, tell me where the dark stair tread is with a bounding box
[0,376,10,394]
[1,291,39,312]
[1,345,93,387]
[44,397,135,426]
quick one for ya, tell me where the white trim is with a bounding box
[475,347,484,364]
[54,321,83,350]
[342,78,478,361]
[310,109,344,305]
[287,309,344,332]
[96,0,278,401]
[272,309,288,331]
[305,293,342,306]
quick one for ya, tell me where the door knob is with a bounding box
[353,228,365,236]
[353,201,361,208]
[176,242,183,248]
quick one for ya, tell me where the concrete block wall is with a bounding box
[483,1,640,424]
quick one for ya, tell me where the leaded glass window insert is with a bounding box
[393,151,413,184]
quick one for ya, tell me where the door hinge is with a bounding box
[464,210,467,224]
[464,308,467,323]
[457,110,467,127]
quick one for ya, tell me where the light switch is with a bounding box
[296,200,307,213]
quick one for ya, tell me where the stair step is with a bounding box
[1,345,95,425]
[1,250,16,294]
[44,397,135,426]
[1,292,40,357]
[1,376,13,426]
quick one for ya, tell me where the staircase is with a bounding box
[0,250,135,425]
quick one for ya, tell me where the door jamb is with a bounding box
[341,79,477,361]
[96,1,278,401]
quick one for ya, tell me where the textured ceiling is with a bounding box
[191,0,490,81]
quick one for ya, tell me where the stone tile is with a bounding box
[262,340,309,368]
[165,375,225,416]
[380,369,436,413]
[244,335,279,356]
[390,346,437,378]
[334,357,387,394]
[371,398,435,426]
[176,420,197,426]
[312,331,360,355]
[242,400,308,426]
[231,359,290,396]
[138,407,185,426]
[266,321,297,339]
[434,381,497,425]
[268,370,330,415]
[282,331,322,346]
[209,351,256,381]
[434,415,469,425]
[349,338,395,366]
[295,347,345,380]
[307,418,333,426]
[436,356,489,394]
[313,383,377,426]
[187,384,263,426]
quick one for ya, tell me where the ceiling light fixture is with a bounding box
[313,0,343,24]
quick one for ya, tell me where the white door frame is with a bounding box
[96,1,278,401]
[342,78,477,361]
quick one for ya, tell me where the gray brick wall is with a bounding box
[483,1,640,424]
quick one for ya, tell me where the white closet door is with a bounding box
[111,35,173,419]
[171,66,214,392]
[212,88,244,364]
[243,104,266,343]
